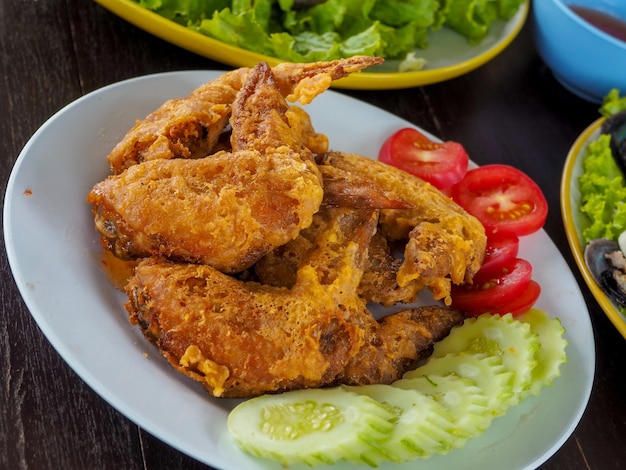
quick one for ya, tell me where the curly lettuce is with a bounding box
[579,135,626,243]
[579,89,626,244]
[133,0,524,64]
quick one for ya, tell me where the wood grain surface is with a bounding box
[1,1,625,469]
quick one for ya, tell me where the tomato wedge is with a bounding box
[464,280,541,317]
[475,231,519,282]
[451,258,533,314]
[378,127,469,190]
[450,164,548,236]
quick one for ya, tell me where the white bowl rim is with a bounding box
[546,0,626,50]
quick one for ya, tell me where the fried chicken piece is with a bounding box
[356,231,423,307]
[317,164,412,210]
[253,172,413,291]
[285,105,329,156]
[88,63,325,273]
[256,226,420,307]
[107,56,383,174]
[336,305,466,385]
[125,208,465,398]
[317,151,487,305]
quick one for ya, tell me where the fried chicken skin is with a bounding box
[336,305,466,385]
[88,63,327,273]
[125,208,465,398]
[107,56,383,174]
[88,58,480,400]
[317,151,487,305]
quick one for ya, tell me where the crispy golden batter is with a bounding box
[125,208,465,398]
[107,56,383,174]
[317,151,487,305]
[318,164,412,210]
[87,58,482,400]
[357,231,422,307]
[336,305,467,385]
[88,63,326,273]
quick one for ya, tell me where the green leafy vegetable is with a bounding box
[600,88,626,118]
[133,0,525,65]
[228,311,567,467]
[579,90,626,244]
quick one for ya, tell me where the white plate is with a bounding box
[4,71,594,470]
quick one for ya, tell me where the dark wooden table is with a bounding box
[1,1,625,469]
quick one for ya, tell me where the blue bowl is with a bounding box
[531,0,626,103]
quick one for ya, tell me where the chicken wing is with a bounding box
[125,207,465,398]
[317,151,487,305]
[107,56,383,174]
[88,62,327,273]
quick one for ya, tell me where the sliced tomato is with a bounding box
[450,164,548,236]
[475,231,519,282]
[451,258,533,314]
[378,127,469,190]
[464,280,541,317]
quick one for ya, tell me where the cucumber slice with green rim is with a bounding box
[517,308,568,398]
[393,373,493,438]
[404,352,515,416]
[227,387,395,467]
[227,312,569,467]
[343,384,460,463]
[431,313,541,404]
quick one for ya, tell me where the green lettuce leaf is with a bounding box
[600,88,626,118]
[444,0,498,45]
[579,135,626,243]
[132,0,525,63]
[271,31,342,62]
[196,7,276,56]
[497,0,525,20]
[369,0,439,28]
[137,0,229,25]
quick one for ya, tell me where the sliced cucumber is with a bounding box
[393,373,493,438]
[405,352,515,416]
[431,313,541,404]
[227,387,395,467]
[228,312,568,467]
[343,384,460,464]
[517,308,568,398]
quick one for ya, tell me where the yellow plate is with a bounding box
[94,0,529,90]
[561,117,626,339]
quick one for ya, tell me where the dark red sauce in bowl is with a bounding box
[569,5,626,43]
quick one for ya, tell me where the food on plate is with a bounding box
[602,108,626,175]
[228,387,397,467]
[228,310,567,466]
[105,55,382,174]
[125,207,466,398]
[254,206,423,308]
[378,127,469,190]
[450,164,548,237]
[447,165,545,315]
[133,0,525,68]
[578,90,626,311]
[256,150,486,306]
[88,59,382,273]
[450,258,539,317]
[476,230,519,278]
[85,56,568,467]
[376,130,546,316]
[579,134,626,244]
[585,239,626,308]
[318,151,487,305]
[89,57,489,399]
[579,108,626,244]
